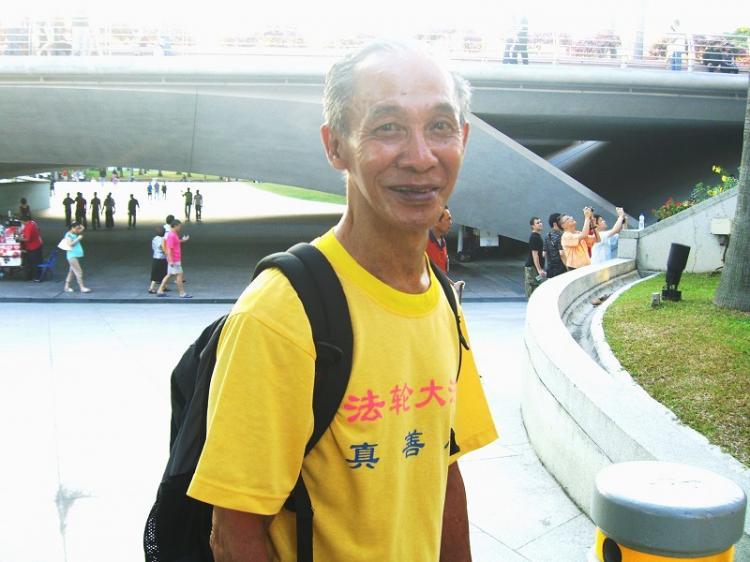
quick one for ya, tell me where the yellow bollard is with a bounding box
[589,462,746,562]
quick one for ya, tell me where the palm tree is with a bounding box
[714,79,750,311]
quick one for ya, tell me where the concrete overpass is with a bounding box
[0,56,747,240]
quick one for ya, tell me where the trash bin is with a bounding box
[589,461,747,561]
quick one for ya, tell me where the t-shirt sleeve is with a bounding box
[450,314,498,464]
[188,272,316,515]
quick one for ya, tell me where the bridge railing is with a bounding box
[0,22,748,74]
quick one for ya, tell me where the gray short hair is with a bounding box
[323,40,472,135]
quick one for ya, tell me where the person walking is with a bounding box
[156,219,191,298]
[63,193,74,226]
[90,192,102,230]
[161,182,167,199]
[20,215,43,281]
[524,216,545,297]
[154,180,160,200]
[147,182,153,200]
[74,192,87,228]
[182,187,193,221]
[104,193,116,229]
[127,194,140,229]
[194,190,203,222]
[62,221,91,293]
[148,225,168,294]
[543,212,567,278]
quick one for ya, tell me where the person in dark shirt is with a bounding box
[74,192,87,228]
[524,216,545,298]
[63,193,75,226]
[90,192,102,230]
[127,194,140,229]
[104,193,116,229]
[544,212,567,278]
[183,187,193,221]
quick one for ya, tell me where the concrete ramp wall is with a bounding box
[618,188,738,273]
[452,116,622,240]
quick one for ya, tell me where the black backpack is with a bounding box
[143,243,466,562]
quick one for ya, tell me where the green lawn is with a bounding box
[250,182,346,205]
[603,273,750,465]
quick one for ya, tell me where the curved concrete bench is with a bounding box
[521,258,750,553]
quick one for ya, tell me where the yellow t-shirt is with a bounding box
[188,230,498,561]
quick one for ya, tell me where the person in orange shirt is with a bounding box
[560,207,598,270]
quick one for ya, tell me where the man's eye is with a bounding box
[430,121,456,133]
[375,123,398,134]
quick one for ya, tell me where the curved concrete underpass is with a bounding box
[0,56,747,240]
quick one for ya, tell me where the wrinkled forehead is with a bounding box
[349,51,459,122]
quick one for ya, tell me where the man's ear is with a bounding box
[321,125,348,171]
[461,122,470,149]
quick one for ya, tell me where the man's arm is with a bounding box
[210,507,271,562]
[609,208,626,236]
[532,250,545,277]
[440,463,471,562]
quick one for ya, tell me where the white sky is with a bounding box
[3,0,749,39]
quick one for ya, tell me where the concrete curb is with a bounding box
[521,259,750,554]
[588,272,658,383]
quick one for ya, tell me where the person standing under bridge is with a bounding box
[62,193,74,226]
[560,207,597,270]
[90,192,102,230]
[194,190,203,222]
[187,40,496,562]
[182,187,193,222]
[104,193,116,229]
[128,194,140,229]
[524,216,545,297]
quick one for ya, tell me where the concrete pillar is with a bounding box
[590,461,747,561]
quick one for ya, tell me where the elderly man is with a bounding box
[188,41,497,562]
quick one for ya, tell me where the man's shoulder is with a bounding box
[227,268,314,355]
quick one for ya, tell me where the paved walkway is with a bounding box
[0,301,593,562]
[0,182,525,302]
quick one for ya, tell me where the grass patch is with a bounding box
[250,182,346,205]
[603,273,750,465]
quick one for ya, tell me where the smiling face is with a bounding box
[323,51,469,235]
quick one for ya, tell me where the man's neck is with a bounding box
[334,209,431,295]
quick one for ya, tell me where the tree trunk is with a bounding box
[715,77,750,311]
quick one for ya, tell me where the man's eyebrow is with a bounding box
[366,105,404,120]
[364,102,459,121]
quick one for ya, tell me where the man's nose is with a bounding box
[398,130,439,172]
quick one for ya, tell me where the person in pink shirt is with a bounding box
[156,220,191,298]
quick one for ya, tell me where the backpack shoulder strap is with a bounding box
[253,243,352,562]
[428,260,468,458]
[428,260,469,364]
[253,243,353,453]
